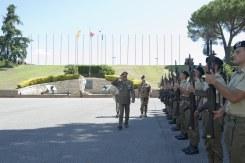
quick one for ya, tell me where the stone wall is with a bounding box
[18,77,86,97]
[0,90,18,97]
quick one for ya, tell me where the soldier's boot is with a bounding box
[118,126,122,130]
[144,105,147,117]
[175,133,188,140]
[169,118,176,124]
[182,145,191,153]
[171,126,180,131]
[184,145,199,155]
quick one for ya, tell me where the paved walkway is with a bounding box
[0,98,227,163]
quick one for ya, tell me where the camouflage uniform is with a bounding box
[138,82,151,116]
[112,79,135,128]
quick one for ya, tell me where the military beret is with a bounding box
[120,71,128,76]
[234,40,245,50]
[182,71,189,77]
[195,66,205,76]
[206,56,223,67]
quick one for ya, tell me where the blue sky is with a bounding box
[0,0,244,65]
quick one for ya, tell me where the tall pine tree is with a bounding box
[0,4,30,65]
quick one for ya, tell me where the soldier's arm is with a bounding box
[213,80,245,103]
[111,78,119,86]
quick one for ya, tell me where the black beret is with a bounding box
[195,66,205,76]
[206,56,223,67]
[182,71,189,77]
[120,71,128,76]
[234,41,245,50]
[141,75,145,80]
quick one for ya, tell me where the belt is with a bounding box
[226,114,245,123]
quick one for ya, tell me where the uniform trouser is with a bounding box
[180,104,190,135]
[140,97,149,114]
[188,113,200,147]
[172,101,177,120]
[119,104,130,127]
[224,115,245,163]
[205,118,223,163]
[202,110,209,137]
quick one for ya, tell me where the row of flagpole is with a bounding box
[28,32,182,65]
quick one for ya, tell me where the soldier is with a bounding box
[175,71,190,140]
[206,41,245,163]
[182,66,205,155]
[112,72,135,130]
[204,56,226,163]
[138,75,151,118]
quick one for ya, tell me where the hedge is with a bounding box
[17,74,80,88]
[105,75,141,89]
[77,65,115,77]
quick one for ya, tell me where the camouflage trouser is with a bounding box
[140,97,149,114]
[180,100,190,135]
[119,104,130,127]
[188,113,200,147]
[205,118,223,163]
[224,115,245,163]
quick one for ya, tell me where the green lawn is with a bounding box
[0,65,168,89]
[112,65,168,88]
[0,65,65,89]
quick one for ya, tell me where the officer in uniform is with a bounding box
[206,40,245,163]
[138,75,151,118]
[112,72,135,130]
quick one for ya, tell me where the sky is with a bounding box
[0,0,244,65]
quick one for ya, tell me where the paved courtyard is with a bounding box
[0,98,228,163]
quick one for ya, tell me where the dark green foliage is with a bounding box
[0,4,30,64]
[77,65,115,77]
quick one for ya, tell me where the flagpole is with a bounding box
[82,34,85,65]
[112,34,115,65]
[163,34,166,65]
[30,34,32,64]
[170,34,173,66]
[179,34,181,65]
[141,34,143,65]
[67,34,70,65]
[127,34,129,65]
[37,34,39,65]
[45,33,48,65]
[75,35,77,65]
[52,33,55,65]
[60,33,63,65]
[100,33,103,65]
[97,34,99,65]
[134,34,137,65]
[156,34,158,65]
[105,34,107,64]
[119,34,122,65]
[148,34,151,65]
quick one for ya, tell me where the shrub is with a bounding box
[77,65,115,77]
[17,74,80,88]
[64,65,78,74]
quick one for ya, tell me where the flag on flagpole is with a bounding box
[76,30,81,39]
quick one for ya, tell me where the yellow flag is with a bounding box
[76,30,81,39]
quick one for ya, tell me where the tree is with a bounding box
[187,0,245,63]
[0,4,30,64]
